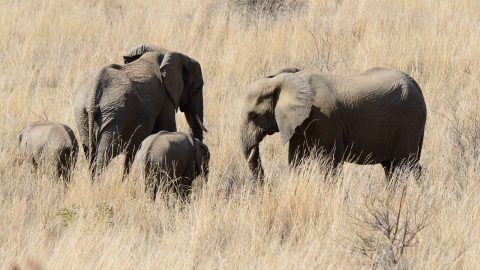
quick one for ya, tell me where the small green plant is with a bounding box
[56,205,79,226]
[94,203,114,226]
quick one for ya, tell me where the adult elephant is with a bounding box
[240,67,426,181]
[75,44,206,177]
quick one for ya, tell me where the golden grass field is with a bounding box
[1,0,480,268]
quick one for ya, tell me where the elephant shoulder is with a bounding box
[307,73,340,113]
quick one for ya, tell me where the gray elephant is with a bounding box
[132,131,210,200]
[240,67,427,180]
[18,121,79,179]
[75,44,206,177]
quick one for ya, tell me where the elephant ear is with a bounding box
[274,74,316,144]
[160,52,188,108]
[194,139,210,174]
[265,67,301,78]
[123,44,167,64]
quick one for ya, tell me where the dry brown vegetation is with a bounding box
[1,0,480,268]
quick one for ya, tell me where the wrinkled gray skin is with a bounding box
[241,67,427,181]
[75,44,205,178]
[133,131,210,200]
[18,121,78,179]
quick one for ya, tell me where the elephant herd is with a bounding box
[17,44,427,199]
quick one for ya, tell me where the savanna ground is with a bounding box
[1,0,480,269]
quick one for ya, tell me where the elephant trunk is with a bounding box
[240,122,266,181]
[183,90,204,141]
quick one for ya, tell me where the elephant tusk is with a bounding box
[194,114,208,133]
[247,146,257,164]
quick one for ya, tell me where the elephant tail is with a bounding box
[86,71,105,174]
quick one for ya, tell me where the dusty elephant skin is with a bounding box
[240,67,427,181]
[132,131,210,200]
[75,44,206,178]
[18,121,79,179]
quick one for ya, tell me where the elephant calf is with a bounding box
[18,121,79,179]
[133,131,210,200]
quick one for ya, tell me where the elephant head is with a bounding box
[240,69,315,180]
[194,138,210,179]
[124,44,206,141]
[123,44,168,64]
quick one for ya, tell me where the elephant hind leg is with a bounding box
[382,128,424,182]
[145,175,159,201]
[122,138,142,178]
[381,158,422,183]
[143,162,161,201]
[93,132,120,178]
[57,148,75,181]
[82,144,92,165]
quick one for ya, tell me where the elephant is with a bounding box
[75,44,206,178]
[18,121,79,179]
[240,67,427,181]
[132,131,210,200]
[123,44,167,64]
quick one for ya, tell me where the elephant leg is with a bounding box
[327,144,344,178]
[381,161,393,181]
[382,159,422,184]
[288,134,307,168]
[146,175,159,201]
[93,132,119,178]
[388,132,424,182]
[309,137,343,173]
[122,153,136,179]
[145,176,159,201]
[75,108,90,162]
[58,148,75,181]
[143,162,159,201]
[120,122,150,179]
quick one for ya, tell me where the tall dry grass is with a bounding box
[1,0,480,268]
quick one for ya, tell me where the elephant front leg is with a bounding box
[143,163,160,201]
[288,134,308,168]
[122,154,135,179]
